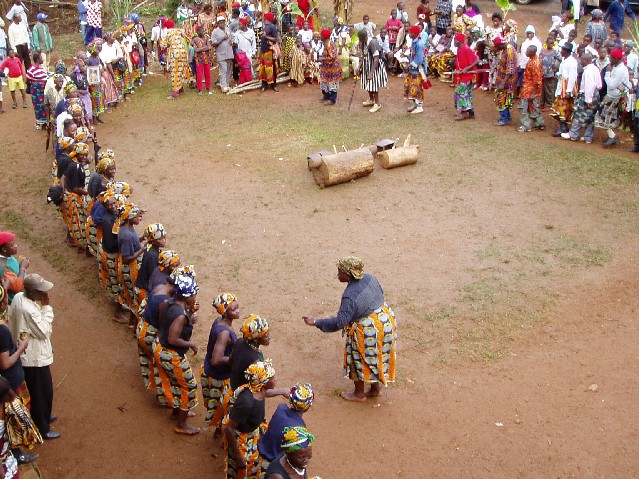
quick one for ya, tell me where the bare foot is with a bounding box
[340,391,367,402]
[112,315,129,324]
[174,424,200,435]
[365,389,383,398]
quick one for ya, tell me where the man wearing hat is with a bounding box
[235,16,257,59]
[211,15,233,92]
[595,47,630,147]
[550,41,578,136]
[32,12,53,71]
[0,232,29,304]
[453,32,478,120]
[9,274,60,440]
[404,25,428,114]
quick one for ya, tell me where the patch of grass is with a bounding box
[53,34,85,61]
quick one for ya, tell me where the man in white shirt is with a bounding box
[595,47,630,147]
[8,14,30,71]
[561,52,602,143]
[9,274,60,440]
[550,42,578,136]
[354,15,376,38]
[5,1,28,29]
[234,17,256,58]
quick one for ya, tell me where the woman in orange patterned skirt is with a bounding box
[161,19,191,99]
[303,256,397,402]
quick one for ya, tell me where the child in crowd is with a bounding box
[234,46,252,84]
[0,49,27,108]
[540,35,560,110]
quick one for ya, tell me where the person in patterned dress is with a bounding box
[161,19,191,99]
[493,36,517,126]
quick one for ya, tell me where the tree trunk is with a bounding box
[377,145,419,169]
[310,148,375,187]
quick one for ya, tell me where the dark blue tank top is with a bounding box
[203,318,237,379]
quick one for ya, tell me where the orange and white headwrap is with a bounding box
[240,314,269,341]
[71,142,89,160]
[106,181,131,197]
[112,203,140,234]
[96,156,116,175]
[144,223,166,242]
[158,250,181,271]
[74,126,91,142]
[212,292,237,316]
[59,137,75,150]
[68,103,82,115]
[244,359,275,393]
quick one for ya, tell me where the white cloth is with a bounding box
[375,34,391,55]
[354,21,376,37]
[605,62,630,98]
[6,3,27,28]
[8,21,29,47]
[56,111,71,138]
[299,28,313,44]
[9,292,54,368]
[310,39,323,60]
[626,52,638,77]
[234,28,256,57]
[151,24,162,42]
[580,62,602,103]
[519,36,542,68]
[556,55,578,97]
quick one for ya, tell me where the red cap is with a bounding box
[239,17,250,25]
[321,28,331,40]
[492,36,503,46]
[610,48,624,60]
[231,1,240,7]
[264,12,275,21]
[164,18,175,28]
[454,32,466,43]
[0,232,15,246]
[409,25,421,36]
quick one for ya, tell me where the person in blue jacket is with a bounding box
[77,0,87,41]
[604,0,634,35]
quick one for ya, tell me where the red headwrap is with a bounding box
[409,25,421,36]
[610,48,624,60]
[321,28,331,40]
[454,33,466,43]
[264,12,275,22]
[0,231,16,246]
[231,1,241,7]
[164,18,175,28]
[239,17,250,25]
[492,36,503,46]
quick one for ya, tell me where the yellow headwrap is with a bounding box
[143,223,166,242]
[240,314,269,341]
[158,250,181,271]
[244,359,275,393]
[212,292,237,316]
[74,126,91,142]
[112,203,141,234]
[96,156,116,175]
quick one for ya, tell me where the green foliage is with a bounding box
[111,0,134,28]
[628,21,639,55]
[495,0,516,20]
[165,0,180,17]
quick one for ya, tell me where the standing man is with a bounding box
[211,16,233,93]
[9,274,60,440]
[453,32,478,120]
[358,29,388,113]
[561,53,601,143]
[404,25,427,114]
[433,0,452,35]
[77,0,88,42]
[550,42,578,136]
[234,16,256,59]
[32,13,53,72]
[8,13,30,73]
[85,0,103,46]
[493,36,517,126]
[603,0,626,36]
[354,15,376,38]
[595,48,630,148]
[518,45,544,132]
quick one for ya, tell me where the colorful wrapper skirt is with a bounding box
[200,367,231,430]
[124,67,134,93]
[222,418,266,479]
[404,73,424,101]
[152,341,198,411]
[85,211,101,258]
[89,83,106,116]
[136,319,173,406]
[551,96,575,123]
[114,70,126,99]
[428,51,454,77]
[99,248,121,303]
[102,71,119,105]
[454,81,474,112]
[344,302,397,385]
[595,95,623,130]
[494,89,514,112]
[29,81,47,126]
[64,192,87,247]
[116,256,140,313]
[259,50,276,84]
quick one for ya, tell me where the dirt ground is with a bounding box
[1,0,639,478]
